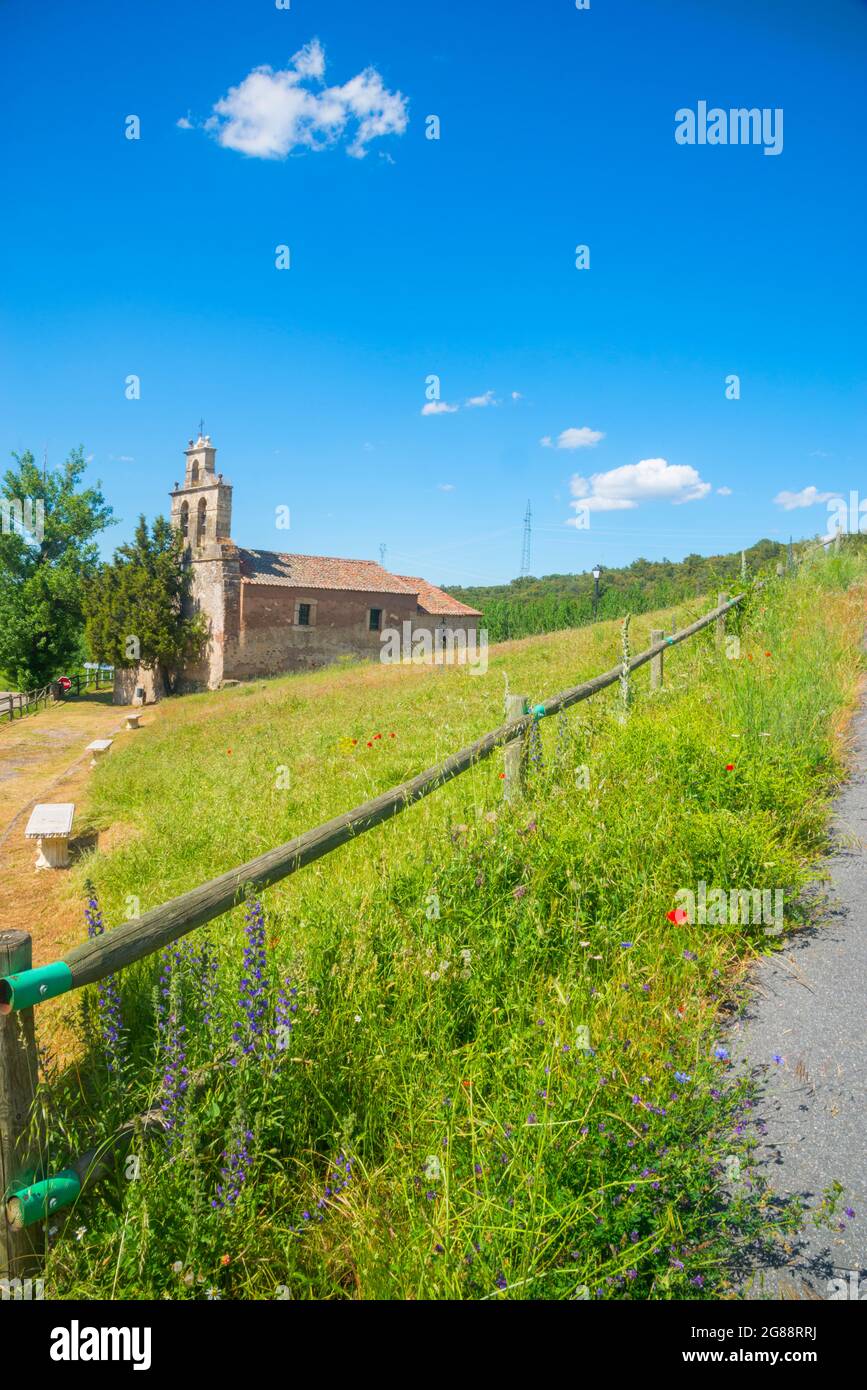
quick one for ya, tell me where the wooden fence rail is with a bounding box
[0,669,114,725]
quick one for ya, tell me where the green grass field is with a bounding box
[34,547,867,1299]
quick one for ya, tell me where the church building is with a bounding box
[164,432,482,691]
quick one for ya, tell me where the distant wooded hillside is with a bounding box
[443,538,798,641]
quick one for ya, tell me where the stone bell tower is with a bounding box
[170,431,233,549]
[169,429,241,691]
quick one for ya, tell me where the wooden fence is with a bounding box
[0,544,839,1277]
[0,668,114,725]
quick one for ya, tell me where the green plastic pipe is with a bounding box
[0,960,73,1014]
[7,1170,81,1228]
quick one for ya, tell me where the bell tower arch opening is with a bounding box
[169,429,233,548]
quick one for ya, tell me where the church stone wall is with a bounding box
[224,586,420,680]
[175,544,242,692]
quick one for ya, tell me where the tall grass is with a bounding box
[33,553,867,1299]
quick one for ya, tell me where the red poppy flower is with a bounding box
[374,733,382,740]
[725,763,734,771]
[389,732,396,738]
[366,741,373,747]
[498,772,505,779]
[351,739,358,745]
[667,908,689,925]
[747,654,753,661]
[227,749,232,755]
[765,651,771,658]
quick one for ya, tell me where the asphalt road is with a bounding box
[732,698,867,1300]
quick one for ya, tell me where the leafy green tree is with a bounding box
[0,448,114,688]
[84,515,206,690]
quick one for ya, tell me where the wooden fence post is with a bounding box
[0,931,41,1281]
[715,593,728,650]
[650,629,665,689]
[503,695,529,800]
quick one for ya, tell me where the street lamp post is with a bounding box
[592,564,602,622]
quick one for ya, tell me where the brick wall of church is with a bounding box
[224,585,422,680]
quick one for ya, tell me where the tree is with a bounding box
[84,515,206,689]
[0,448,114,689]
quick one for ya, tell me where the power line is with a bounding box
[520,499,532,576]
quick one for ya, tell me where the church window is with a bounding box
[179,501,189,539]
[197,498,207,545]
[368,608,382,632]
[191,460,199,483]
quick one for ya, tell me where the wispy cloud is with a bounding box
[774,485,838,510]
[465,390,498,408]
[421,401,458,415]
[202,39,408,161]
[541,426,605,450]
[716,485,732,496]
[567,457,711,522]
[437,483,455,491]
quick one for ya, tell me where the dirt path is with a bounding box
[733,691,867,1299]
[0,696,159,961]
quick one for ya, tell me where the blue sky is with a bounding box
[1,0,865,586]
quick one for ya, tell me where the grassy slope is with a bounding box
[39,552,866,1300]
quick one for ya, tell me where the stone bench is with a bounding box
[124,713,142,731]
[86,738,113,768]
[24,804,75,870]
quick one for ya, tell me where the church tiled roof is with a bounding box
[392,576,483,617]
[238,548,421,595]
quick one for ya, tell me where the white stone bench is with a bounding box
[86,738,113,768]
[25,804,75,870]
[124,713,142,731]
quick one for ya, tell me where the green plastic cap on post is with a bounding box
[0,960,73,1014]
[6,1170,81,1229]
[531,704,546,719]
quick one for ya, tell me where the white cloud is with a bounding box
[205,38,408,161]
[437,483,455,491]
[774,485,839,510]
[510,391,523,401]
[716,486,732,496]
[567,457,711,524]
[466,390,498,408]
[176,116,193,130]
[421,401,458,415]
[541,426,605,450]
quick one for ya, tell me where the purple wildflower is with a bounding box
[233,899,270,1058]
[271,977,298,1057]
[213,1117,255,1209]
[85,891,124,1074]
[155,948,189,1150]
